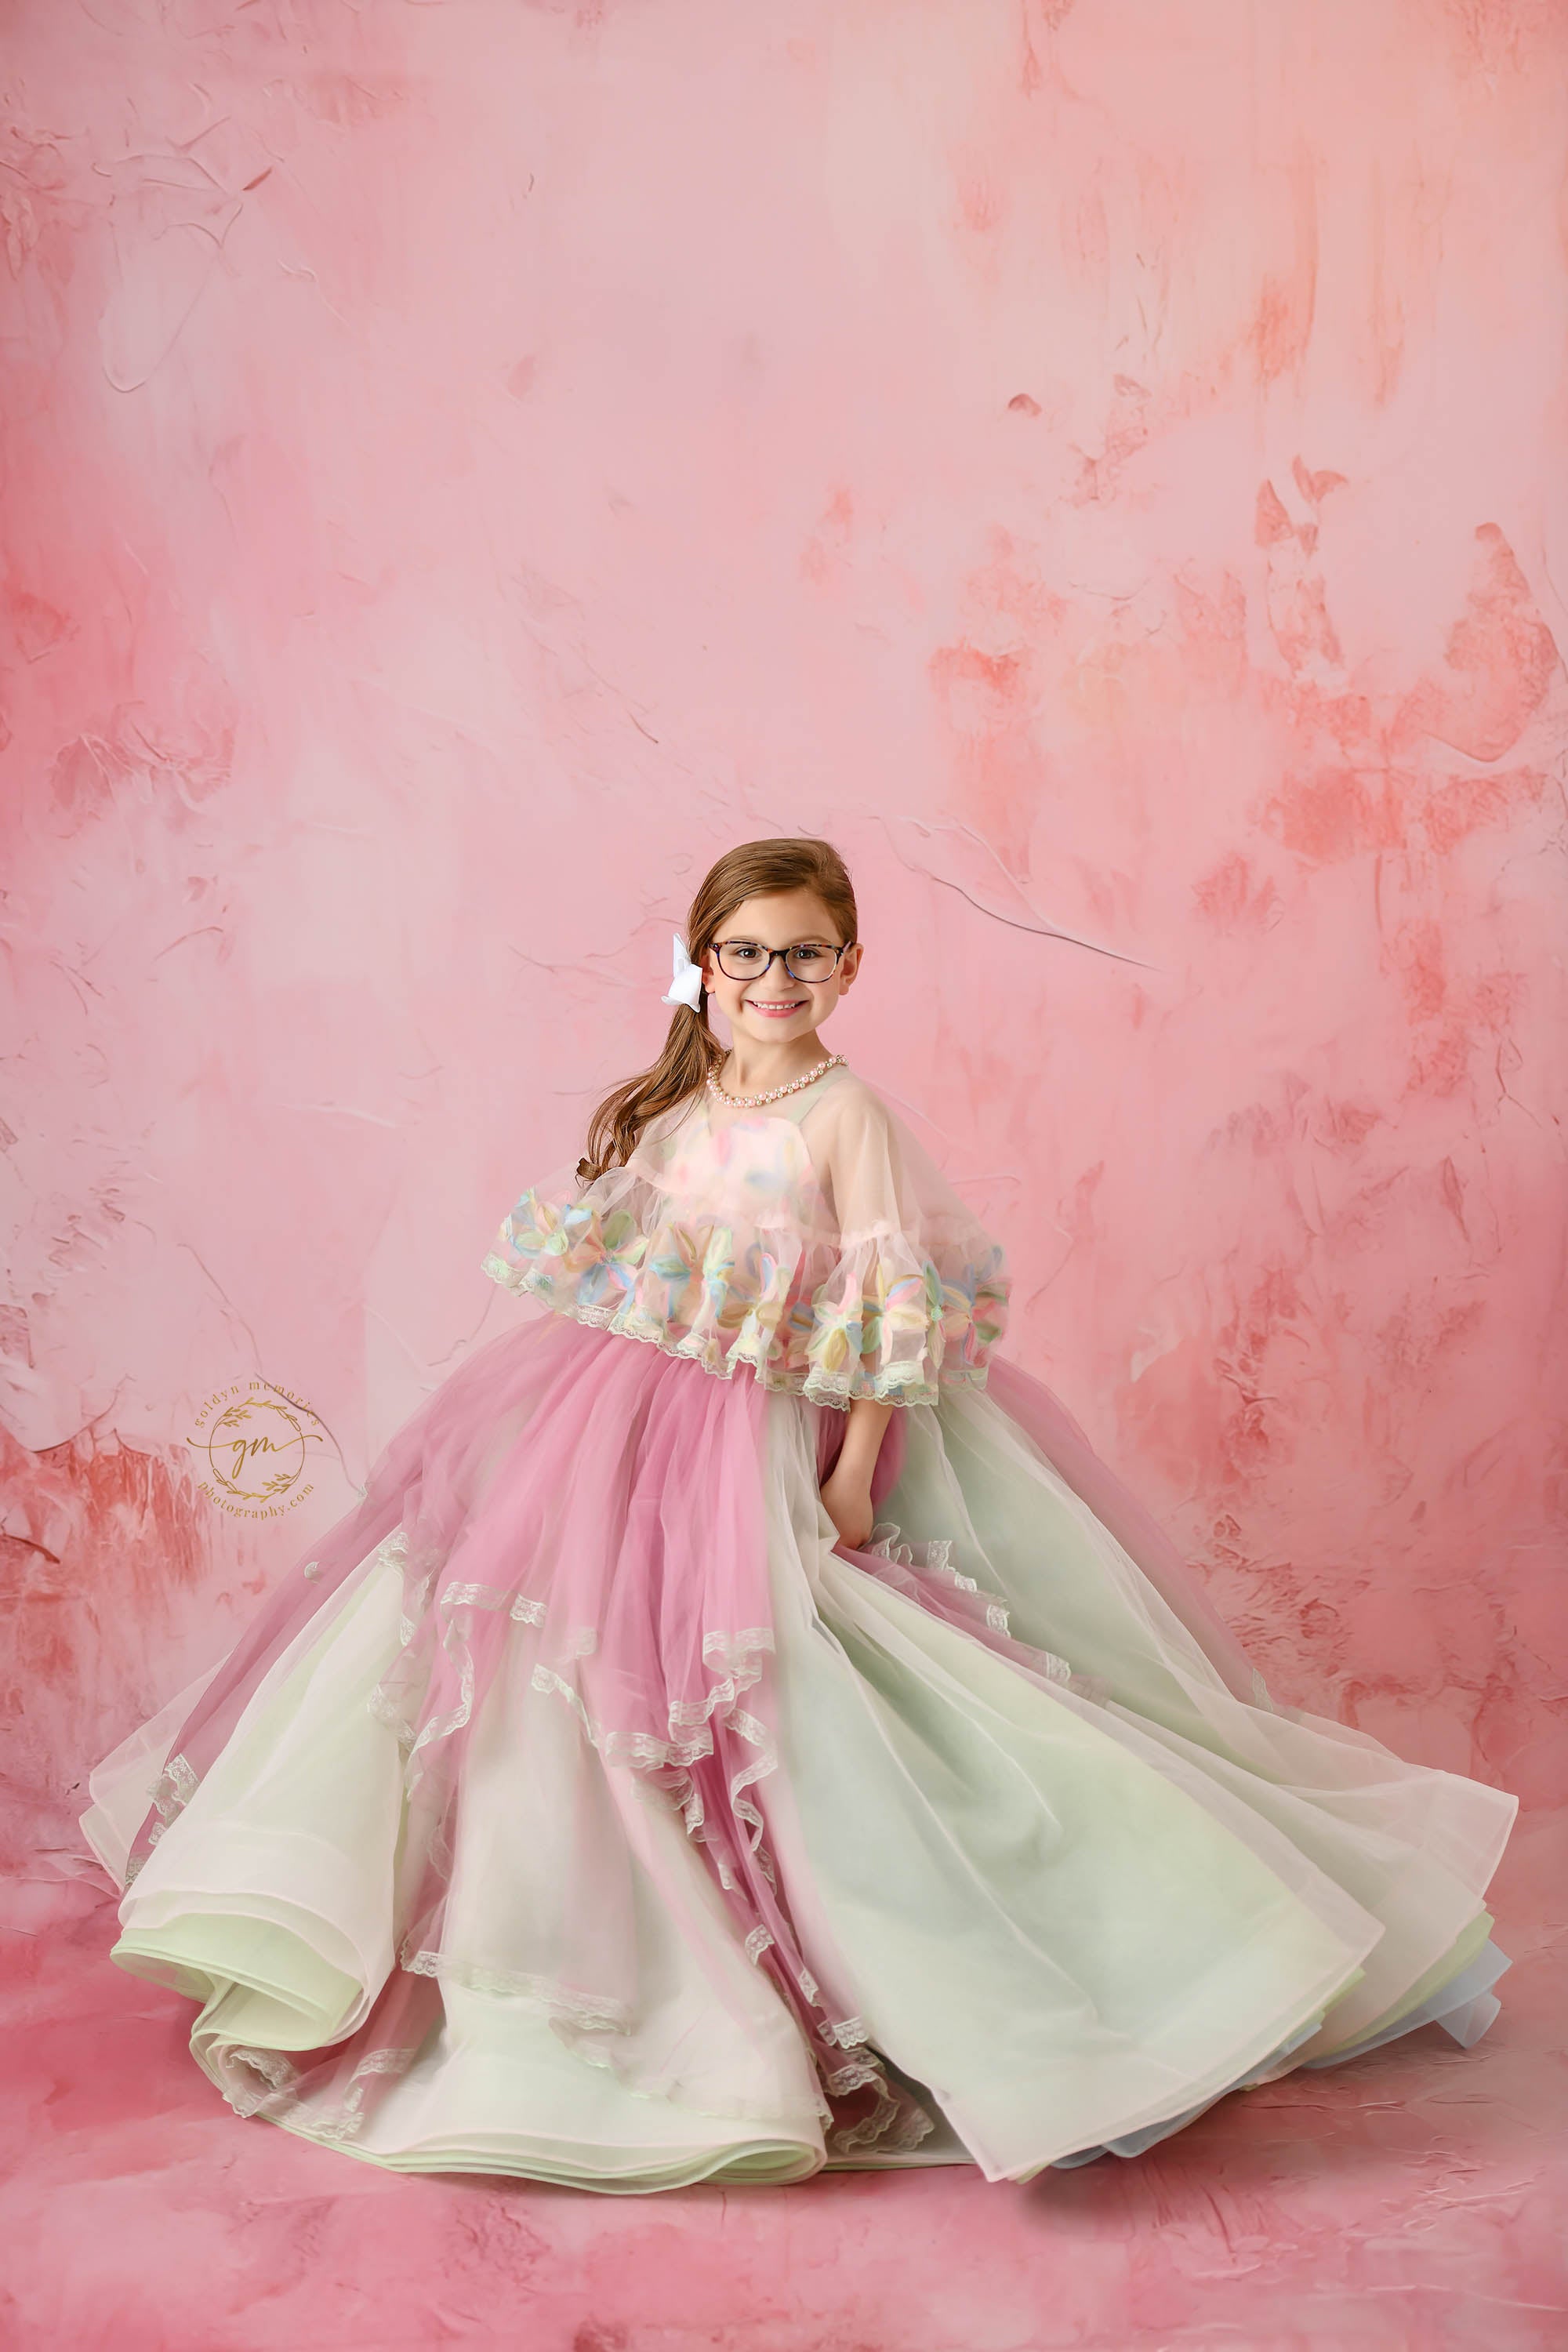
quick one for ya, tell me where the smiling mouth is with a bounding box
[748,997,806,1012]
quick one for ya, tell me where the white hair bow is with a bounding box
[659,932,706,1011]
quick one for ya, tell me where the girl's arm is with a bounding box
[819,1396,893,1549]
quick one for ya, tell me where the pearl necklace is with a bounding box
[706,1051,847,1109]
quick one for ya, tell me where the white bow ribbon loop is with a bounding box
[659,932,706,1011]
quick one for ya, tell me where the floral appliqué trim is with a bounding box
[482,1190,1008,1411]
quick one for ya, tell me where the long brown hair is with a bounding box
[575,836,859,1183]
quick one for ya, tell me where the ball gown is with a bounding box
[80,1062,1518,2190]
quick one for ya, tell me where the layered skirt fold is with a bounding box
[82,1312,1516,2188]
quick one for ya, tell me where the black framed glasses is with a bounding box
[713,938,855,984]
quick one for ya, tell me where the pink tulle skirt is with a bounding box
[82,1311,1519,2187]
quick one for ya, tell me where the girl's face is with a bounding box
[701,887,862,1048]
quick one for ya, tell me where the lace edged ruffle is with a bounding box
[355,1525,936,2158]
[122,1750,201,1886]
[481,1224,1004,1412]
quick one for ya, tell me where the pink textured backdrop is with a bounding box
[2,3,1564,2348]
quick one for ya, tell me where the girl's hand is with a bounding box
[820,1465,877,1551]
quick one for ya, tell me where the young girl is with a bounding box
[82,836,1518,2189]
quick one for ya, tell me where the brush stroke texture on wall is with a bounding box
[1,2,1563,2346]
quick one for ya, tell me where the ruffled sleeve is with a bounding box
[794,1080,1010,1408]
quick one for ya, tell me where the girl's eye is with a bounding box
[791,947,831,968]
[729,946,762,962]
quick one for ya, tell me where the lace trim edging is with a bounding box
[481,1249,993,1412]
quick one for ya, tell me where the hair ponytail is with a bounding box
[575,1000,724,1184]
[575,835,858,1185]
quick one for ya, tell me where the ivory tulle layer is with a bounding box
[82,1312,1517,2189]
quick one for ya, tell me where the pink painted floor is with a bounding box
[3,1812,1563,2352]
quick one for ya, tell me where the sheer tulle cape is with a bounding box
[481,1072,1008,1409]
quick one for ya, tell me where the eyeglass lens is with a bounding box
[715,942,844,983]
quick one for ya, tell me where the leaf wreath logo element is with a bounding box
[187,1380,334,1518]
